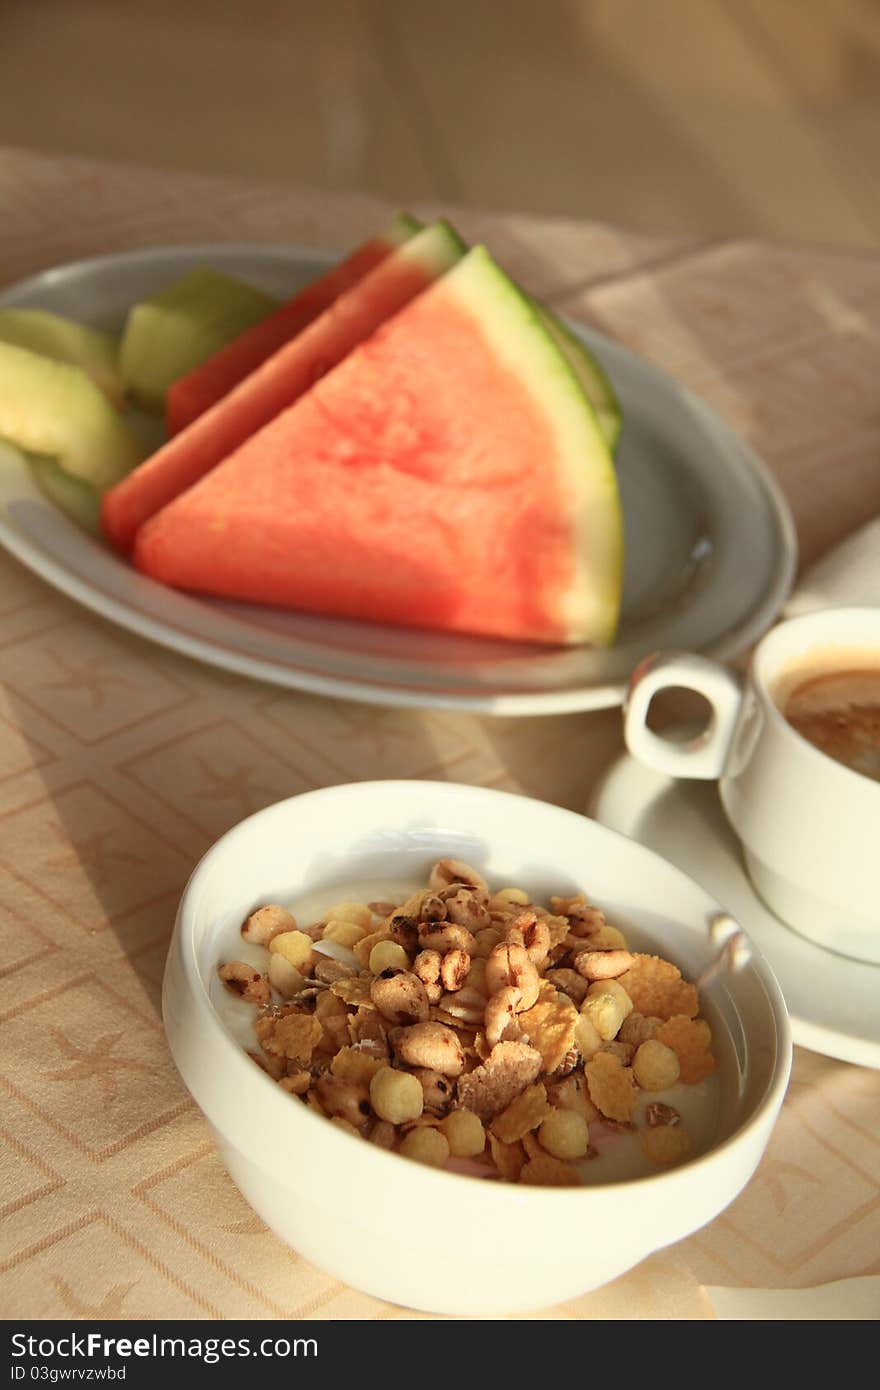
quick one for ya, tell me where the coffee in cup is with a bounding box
[780,665,880,783]
[623,607,880,964]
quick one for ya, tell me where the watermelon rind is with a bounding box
[442,246,623,645]
[403,218,468,267]
[532,302,622,454]
[387,211,424,242]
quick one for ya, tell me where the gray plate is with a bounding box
[0,243,797,714]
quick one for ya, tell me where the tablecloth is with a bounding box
[0,147,878,1320]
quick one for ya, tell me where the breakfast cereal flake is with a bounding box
[490,1082,550,1144]
[584,1051,639,1123]
[347,1008,387,1047]
[639,1124,693,1167]
[330,975,376,1009]
[515,985,579,1074]
[518,1153,581,1187]
[455,1041,543,1122]
[331,1045,385,1087]
[655,1015,716,1084]
[488,1133,527,1181]
[521,1130,542,1159]
[256,1009,323,1064]
[616,955,699,1021]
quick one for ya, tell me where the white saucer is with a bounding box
[591,751,880,1069]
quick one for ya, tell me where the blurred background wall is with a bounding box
[2,0,878,249]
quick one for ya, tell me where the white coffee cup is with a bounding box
[623,606,880,965]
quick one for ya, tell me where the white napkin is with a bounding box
[704,1275,880,1320]
[785,518,880,615]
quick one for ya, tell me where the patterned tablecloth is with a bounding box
[0,147,878,1321]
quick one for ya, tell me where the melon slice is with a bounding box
[134,246,623,647]
[29,455,101,534]
[120,268,280,414]
[0,309,124,408]
[100,219,465,552]
[0,342,143,491]
[165,212,421,434]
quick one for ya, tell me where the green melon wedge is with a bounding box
[0,309,124,409]
[0,342,143,491]
[28,455,101,534]
[134,244,623,647]
[120,267,280,413]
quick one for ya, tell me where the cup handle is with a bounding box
[623,651,744,780]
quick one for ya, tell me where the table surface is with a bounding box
[0,146,877,1322]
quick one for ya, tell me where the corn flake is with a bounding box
[330,976,375,1009]
[330,1045,384,1086]
[347,1008,386,1047]
[488,1133,527,1181]
[519,1153,581,1187]
[490,1082,550,1144]
[584,1051,638,1123]
[655,1014,716,1083]
[257,1010,323,1064]
[616,955,699,1021]
[639,1124,693,1167]
[516,985,578,1073]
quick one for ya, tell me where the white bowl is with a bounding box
[162,780,791,1316]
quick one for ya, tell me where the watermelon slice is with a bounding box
[100,219,464,552]
[134,246,623,647]
[165,213,421,434]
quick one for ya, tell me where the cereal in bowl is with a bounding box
[217,863,718,1185]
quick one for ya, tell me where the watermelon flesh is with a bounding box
[165,213,420,434]
[100,219,464,553]
[134,246,623,647]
